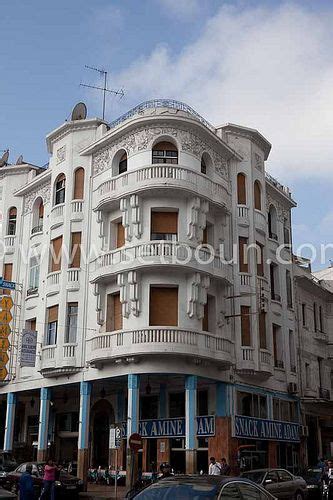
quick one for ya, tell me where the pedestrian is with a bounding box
[317,457,326,471]
[40,459,57,500]
[19,463,34,500]
[159,462,173,479]
[220,458,231,475]
[208,457,221,475]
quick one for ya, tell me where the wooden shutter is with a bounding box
[237,174,246,205]
[74,168,84,199]
[259,312,266,349]
[117,223,125,248]
[3,263,13,280]
[39,203,44,218]
[48,305,58,323]
[149,287,178,326]
[241,305,251,346]
[51,236,63,272]
[254,181,261,210]
[239,237,248,272]
[30,318,37,331]
[202,227,208,244]
[106,293,122,331]
[9,207,17,217]
[151,212,178,235]
[70,232,81,268]
[257,243,264,276]
[202,301,209,332]
[153,141,177,152]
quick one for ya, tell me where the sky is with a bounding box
[1,0,333,269]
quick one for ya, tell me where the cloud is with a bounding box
[111,2,333,181]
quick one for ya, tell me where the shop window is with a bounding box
[106,292,122,331]
[239,237,249,273]
[270,263,280,301]
[237,173,247,205]
[273,399,297,422]
[273,324,284,369]
[237,391,267,418]
[140,395,158,419]
[70,232,81,268]
[54,173,65,205]
[256,242,264,277]
[149,286,178,327]
[151,211,178,241]
[73,167,85,199]
[254,180,261,210]
[65,303,78,343]
[241,305,251,346]
[169,393,185,418]
[7,207,17,235]
[50,236,63,272]
[152,141,178,164]
[45,305,58,345]
[286,270,293,308]
[57,412,79,432]
[268,205,278,240]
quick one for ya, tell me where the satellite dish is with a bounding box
[0,150,9,168]
[16,155,24,165]
[71,102,87,121]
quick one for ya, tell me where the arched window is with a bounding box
[32,198,44,234]
[200,152,212,176]
[237,173,246,205]
[73,168,85,199]
[201,157,207,174]
[152,141,178,164]
[7,207,17,235]
[268,205,278,240]
[112,149,128,176]
[254,180,261,210]
[119,153,127,174]
[54,173,66,205]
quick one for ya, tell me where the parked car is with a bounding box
[128,475,278,499]
[4,462,83,499]
[241,468,308,499]
[0,453,17,487]
[300,467,323,499]
[0,487,16,499]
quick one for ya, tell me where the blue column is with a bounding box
[127,374,140,439]
[185,375,197,450]
[37,388,51,461]
[159,384,167,418]
[4,393,17,452]
[78,381,92,450]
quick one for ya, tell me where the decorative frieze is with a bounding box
[56,145,66,164]
[188,197,209,243]
[23,181,51,215]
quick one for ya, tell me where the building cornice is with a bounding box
[218,123,272,160]
[46,118,107,154]
[14,169,51,197]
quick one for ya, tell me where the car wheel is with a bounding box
[294,491,303,500]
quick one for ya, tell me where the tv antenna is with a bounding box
[80,65,124,120]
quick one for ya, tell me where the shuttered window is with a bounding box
[73,168,84,199]
[259,312,267,349]
[241,305,251,346]
[70,232,81,268]
[55,174,66,205]
[149,287,178,326]
[117,223,125,248]
[3,263,13,295]
[152,142,178,164]
[254,181,261,210]
[50,236,63,272]
[106,293,122,331]
[46,305,58,345]
[256,243,264,277]
[237,173,246,205]
[8,207,17,235]
[239,237,249,273]
[151,212,178,240]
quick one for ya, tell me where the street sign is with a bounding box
[0,325,10,338]
[0,311,12,324]
[109,426,121,449]
[0,338,9,350]
[0,278,15,291]
[0,366,8,381]
[0,352,9,367]
[0,296,13,310]
[129,433,143,452]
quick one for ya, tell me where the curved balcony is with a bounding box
[259,349,274,376]
[87,327,233,368]
[237,205,249,226]
[91,241,232,284]
[71,199,84,221]
[40,343,80,377]
[4,235,15,254]
[40,345,56,371]
[50,203,64,229]
[254,210,266,234]
[67,268,81,291]
[46,271,61,296]
[94,165,230,211]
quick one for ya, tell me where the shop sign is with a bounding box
[233,415,300,443]
[121,415,215,439]
[20,330,37,367]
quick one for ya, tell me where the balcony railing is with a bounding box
[241,346,254,362]
[260,349,272,365]
[67,268,80,283]
[47,271,61,286]
[4,235,15,251]
[31,225,43,235]
[63,343,77,359]
[239,273,251,286]
[41,345,56,370]
[71,199,84,213]
[254,210,266,233]
[237,205,249,219]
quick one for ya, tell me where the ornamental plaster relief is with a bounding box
[266,193,289,223]
[23,181,51,215]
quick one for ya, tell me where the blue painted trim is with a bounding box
[128,374,140,390]
[159,384,167,419]
[185,375,197,391]
[39,388,51,450]
[185,375,197,450]
[80,381,92,396]
[4,393,16,451]
[7,393,17,405]
[79,381,91,449]
[128,374,140,435]
[216,382,227,417]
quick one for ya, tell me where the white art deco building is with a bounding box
[0,99,313,478]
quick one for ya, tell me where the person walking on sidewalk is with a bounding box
[40,459,58,500]
[208,457,222,475]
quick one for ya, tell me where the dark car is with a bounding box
[129,475,278,499]
[300,467,323,499]
[241,468,307,499]
[4,462,83,499]
[0,487,16,499]
[0,453,17,487]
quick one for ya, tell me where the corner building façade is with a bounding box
[0,100,312,479]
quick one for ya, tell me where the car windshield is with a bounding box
[134,481,219,499]
[241,471,266,483]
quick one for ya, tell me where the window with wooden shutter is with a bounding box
[149,287,178,326]
[237,173,246,205]
[46,305,58,345]
[152,142,178,164]
[259,311,266,349]
[151,211,178,241]
[239,237,249,273]
[73,168,84,199]
[70,232,81,268]
[30,318,37,332]
[7,207,17,235]
[55,174,66,205]
[106,293,122,331]
[3,263,13,295]
[256,242,264,277]
[241,305,251,346]
[254,180,261,210]
[50,236,63,272]
[117,223,125,248]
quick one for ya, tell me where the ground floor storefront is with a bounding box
[304,401,333,465]
[0,374,303,481]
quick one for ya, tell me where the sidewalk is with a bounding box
[79,483,127,499]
